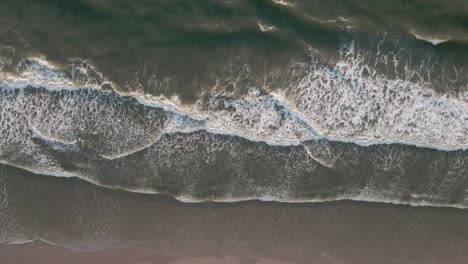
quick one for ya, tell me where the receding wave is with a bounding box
[1,39,468,208]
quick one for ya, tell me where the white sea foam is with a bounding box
[412,32,450,45]
[257,22,276,32]
[198,87,318,145]
[271,0,296,7]
[1,58,99,90]
[289,41,468,150]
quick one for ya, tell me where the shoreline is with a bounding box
[0,241,299,264]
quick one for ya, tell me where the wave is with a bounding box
[289,40,468,150]
[0,146,468,209]
[1,39,468,208]
[271,0,297,7]
[411,32,450,45]
[2,43,467,151]
[1,127,467,208]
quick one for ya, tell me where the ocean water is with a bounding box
[1,0,468,263]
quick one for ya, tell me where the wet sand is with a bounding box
[0,241,298,264]
[1,165,468,264]
[1,239,467,264]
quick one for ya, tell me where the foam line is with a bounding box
[1,54,467,151]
